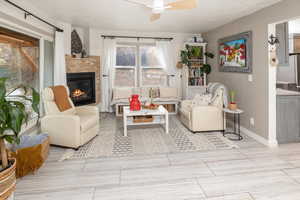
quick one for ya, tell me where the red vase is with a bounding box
[129,94,141,111]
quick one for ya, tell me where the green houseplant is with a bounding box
[229,90,238,110]
[0,77,39,198]
[180,44,215,75]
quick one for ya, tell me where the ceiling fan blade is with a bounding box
[167,0,197,10]
[150,13,161,21]
[124,0,148,7]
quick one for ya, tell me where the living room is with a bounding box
[1,0,300,199]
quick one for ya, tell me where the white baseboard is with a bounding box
[228,121,278,148]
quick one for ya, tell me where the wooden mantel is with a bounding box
[65,55,101,105]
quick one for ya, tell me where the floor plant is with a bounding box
[0,77,39,198]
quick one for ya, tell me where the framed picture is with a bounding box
[218,31,252,73]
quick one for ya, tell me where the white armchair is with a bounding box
[179,88,225,133]
[41,86,99,149]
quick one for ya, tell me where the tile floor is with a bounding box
[14,127,300,200]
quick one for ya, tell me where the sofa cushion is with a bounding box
[132,87,141,95]
[160,87,178,98]
[61,108,77,115]
[78,113,99,132]
[113,88,132,100]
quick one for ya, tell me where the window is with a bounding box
[114,45,137,87]
[114,44,167,87]
[0,27,40,92]
[0,27,40,120]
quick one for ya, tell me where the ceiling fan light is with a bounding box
[153,0,164,8]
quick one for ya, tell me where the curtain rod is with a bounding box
[101,35,173,41]
[4,0,64,32]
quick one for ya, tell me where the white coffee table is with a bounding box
[123,106,169,137]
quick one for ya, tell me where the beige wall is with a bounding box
[203,0,300,140]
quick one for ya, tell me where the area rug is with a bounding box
[59,114,238,161]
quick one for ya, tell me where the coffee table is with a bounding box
[123,106,169,137]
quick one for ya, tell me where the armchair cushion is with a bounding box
[78,112,99,132]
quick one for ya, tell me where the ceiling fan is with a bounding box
[125,0,197,21]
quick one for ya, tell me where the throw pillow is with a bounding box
[149,87,160,98]
[192,94,212,106]
[140,87,150,98]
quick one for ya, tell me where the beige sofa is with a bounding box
[41,86,99,149]
[179,88,225,133]
[111,87,180,116]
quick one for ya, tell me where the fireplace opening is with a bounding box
[67,72,96,106]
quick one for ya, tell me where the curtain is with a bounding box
[54,31,67,86]
[156,40,177,87]
[101,38,116,112]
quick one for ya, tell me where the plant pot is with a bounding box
[229,103,238,111]
[0,158,16,200]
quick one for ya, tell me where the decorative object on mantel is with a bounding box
[228,90,238,110]
[219,31,252,73]
[0,77,40,199]
[71,29,83,58]
[81,49,88,58]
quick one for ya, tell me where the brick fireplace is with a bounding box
[65,55,101,105]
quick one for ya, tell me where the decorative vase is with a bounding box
[129,94,141,111]
[0,158,16,200]
[229,103,238,110]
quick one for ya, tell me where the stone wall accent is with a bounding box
[65,55,101,105]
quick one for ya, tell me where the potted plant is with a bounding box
[0,78,39,199]
[202,52,215,75]
[229,90,238,110]
[190,46,202,59]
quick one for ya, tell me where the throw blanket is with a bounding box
[51,85,72,112]
[207,82,229,107]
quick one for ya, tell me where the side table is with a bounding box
[223,108,244,141]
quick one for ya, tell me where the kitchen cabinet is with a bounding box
[277,94,300,144]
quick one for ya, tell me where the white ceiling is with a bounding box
[22,0,282,33]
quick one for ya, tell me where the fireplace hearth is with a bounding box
[67,72,96,106]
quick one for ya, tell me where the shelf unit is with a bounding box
[182,42,208,99]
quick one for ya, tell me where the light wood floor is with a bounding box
[14,132,300,200]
